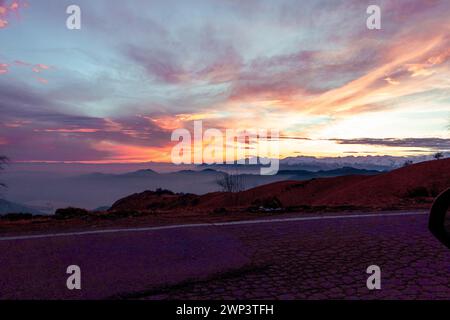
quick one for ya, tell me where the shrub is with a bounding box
[154,188,175,196]
[213,207,228,214]
[406,187,429,198]
[434,152,444,160]
[250,197,283,211]
[54,207,89,219]
[105,210,143,219]
[261,197,282,209]
[403,160,413,167]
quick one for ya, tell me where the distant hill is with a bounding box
[110,159,450,212]
[199,154,449,172]
[2,166,382,211]
[279,154,449,171]
[0,199,43,215]
[277,167,380,179]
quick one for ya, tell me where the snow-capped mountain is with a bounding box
[280,154,448,171]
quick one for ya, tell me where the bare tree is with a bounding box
[215,170,246,208]
[434,152,444,160]
[0,156,9,188]
[216,172,244,193]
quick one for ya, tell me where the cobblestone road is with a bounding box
[137,212,450,300]
[1,211,449,300]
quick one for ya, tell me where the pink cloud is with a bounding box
[8,60,54,80]
[0,63,8,74]
[37,77,48,84]
[36,63,50,70]
[0,18,8,28]
[32,63,51,73]
[14,60,31,66]
[9,1,19,11]
[0,0,27,29]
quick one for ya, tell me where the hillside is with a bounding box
[110,158,450,212]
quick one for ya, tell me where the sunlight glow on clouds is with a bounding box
[0,0,449,162]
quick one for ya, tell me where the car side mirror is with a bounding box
[429,188,450,249]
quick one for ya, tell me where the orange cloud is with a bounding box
[147,112,223,131]
[94,141,172,163]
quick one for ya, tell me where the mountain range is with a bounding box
[203,154,448,173]
[0,167,379,214]
[0,154,447,214]
[0,199,43,215]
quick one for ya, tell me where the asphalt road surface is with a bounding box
[1,211,449,300]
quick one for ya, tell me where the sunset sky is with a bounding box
[0,0,449,163]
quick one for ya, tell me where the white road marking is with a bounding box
[0,211,427,242]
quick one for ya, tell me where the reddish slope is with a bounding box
[111,159,450,212]
[314,158,449,208]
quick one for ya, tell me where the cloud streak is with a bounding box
[332,138,450,151]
